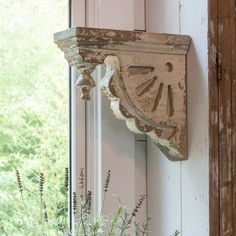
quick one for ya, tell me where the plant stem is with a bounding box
[74,213,79,236]
[107,205,123,236]
[80,207,87,236]
[19,191,35,234]
[100,191,107,216]
[64,191,68,230]
[120,214,134,236]
[40,197,43,235]
[1,226,9,236]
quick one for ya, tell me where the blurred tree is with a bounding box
[0,1,68,235]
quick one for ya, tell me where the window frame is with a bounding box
[68,0,87,230]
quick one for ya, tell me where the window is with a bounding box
[0,1,69,235]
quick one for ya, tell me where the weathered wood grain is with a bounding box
[231,0,236,233]
[209,0,220,235]
[209,0,236,235]
[218,3,233,232]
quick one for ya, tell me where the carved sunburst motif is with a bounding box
[105,62,178,140]
[101,54,187,161]
[135,75,174,116]
[135,76,158,97]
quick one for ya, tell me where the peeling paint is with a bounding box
[54,26,191,161]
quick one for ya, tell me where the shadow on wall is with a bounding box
[187,41,208,159]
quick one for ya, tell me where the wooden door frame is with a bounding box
[209,0,236,235]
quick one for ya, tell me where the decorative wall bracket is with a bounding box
[54,27,191,161]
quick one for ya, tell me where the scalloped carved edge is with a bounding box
[100,56,186,161]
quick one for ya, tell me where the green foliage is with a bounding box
[107,205,123,236]
[0,1,68,235]
[134,217,151,236]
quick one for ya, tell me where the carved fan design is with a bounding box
[101,54,187,161]
[113,73,177,139]
[135,76,174,116]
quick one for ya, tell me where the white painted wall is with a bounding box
[146,1,209,235]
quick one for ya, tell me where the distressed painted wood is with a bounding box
[54,27,191,161]
[208,0,220,235]
[209,0,236,235]
[232,6,236,235]
[218,0,236,235]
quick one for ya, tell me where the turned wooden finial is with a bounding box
[76,70,96,101]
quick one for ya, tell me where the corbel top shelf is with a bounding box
[54,27,191,56]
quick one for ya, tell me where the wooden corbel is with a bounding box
[54,27,191,161]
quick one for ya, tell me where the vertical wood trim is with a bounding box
[85,0,102,215]
[209,0,236,235]
[71,0,85,27]
[71,0,86,194]
[86,0,99,28]
[232,0,236,232]
[86,69,103,215]
[208,0,220,235]
[70,0,86,232]
[218,2,233,234]
[134,0,146,31]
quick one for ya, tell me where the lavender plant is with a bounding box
[71,169,149,236]
[3,169,150,236]
[1,168,180,236]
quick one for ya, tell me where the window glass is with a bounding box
[0,1,68,235]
